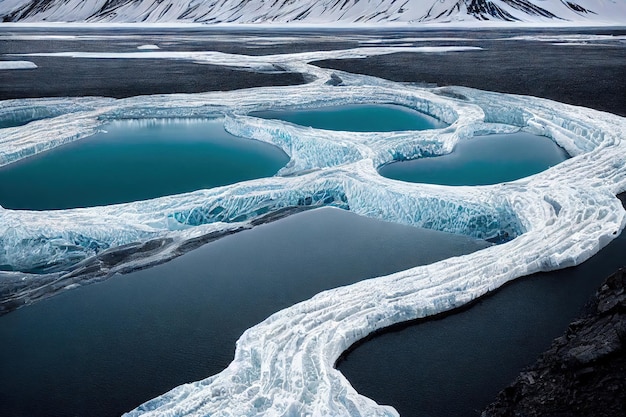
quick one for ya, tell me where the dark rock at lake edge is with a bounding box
[483,267,626,417]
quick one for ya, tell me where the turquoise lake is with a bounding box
[379,132,570,185]
[0,119,289,210]
[250,104,447,132]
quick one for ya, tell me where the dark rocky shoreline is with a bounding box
[483,267,626,417]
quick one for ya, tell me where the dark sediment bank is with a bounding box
[483,267,626,417]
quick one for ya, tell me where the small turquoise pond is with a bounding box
[0,119,289,210]
[379,132,569,186]
[250,104,447,132]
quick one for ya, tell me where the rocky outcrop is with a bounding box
[483,268,626,417]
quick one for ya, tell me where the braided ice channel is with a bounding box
[1,51,625,416]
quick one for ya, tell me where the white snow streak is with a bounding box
[0,60,37,69]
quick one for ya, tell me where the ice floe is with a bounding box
[0,60,37,70]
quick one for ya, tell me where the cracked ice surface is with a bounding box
[1,47,625,416]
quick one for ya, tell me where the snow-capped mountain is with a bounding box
[0,0,624,24]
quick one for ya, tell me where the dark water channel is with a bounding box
[338,195,626,417]
[0,208,490,417]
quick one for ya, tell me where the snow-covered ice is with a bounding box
[0,60,37,70]
[504,34,626,47]
[12,45,482,73]
[1,45,625,416]
[506,34,626,43]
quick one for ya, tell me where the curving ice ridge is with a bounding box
[1,46,625,416]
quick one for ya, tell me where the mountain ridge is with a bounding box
[0,0,624,24]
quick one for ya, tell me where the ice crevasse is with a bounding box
[0,60,625,416]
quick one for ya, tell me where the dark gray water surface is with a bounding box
[380,132,569,186]
[0,55,306,99]
[251,104,447,132]
[0,208,491,417]
[0,118,288,210]
[2,28,624,115]
[313,29,626,117]
[338,204,626,417]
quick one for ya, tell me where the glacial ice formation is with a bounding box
[1,46,625,416]
[13,45,482,73]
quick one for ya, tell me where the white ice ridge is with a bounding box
[13,45,481,73]
[0,60,37,69]
[505,34,626,42]
[503,34,626,46]
[1,46,625,416]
